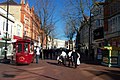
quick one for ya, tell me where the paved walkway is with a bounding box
[0,60,120,80]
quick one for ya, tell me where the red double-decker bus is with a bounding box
[13,39,34,64]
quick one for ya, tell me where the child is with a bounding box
[57,56,62,64]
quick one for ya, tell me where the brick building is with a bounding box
[0,0,45,47]
[103,0,120,66]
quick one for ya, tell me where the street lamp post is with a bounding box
[88,10,92,60]
[4,0,9,60]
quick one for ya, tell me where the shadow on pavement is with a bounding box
[46,61,76,69]
[0,59,11,64]
[2,73,16,78]
[47,61,58,66]
[46,61,68,68]
[81,58,98,64]
[0,59,30,66]
[105,69,120,74]
[85,69,120,80]
[9,67,59,80]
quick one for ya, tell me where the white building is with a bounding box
[47,37,66,49]
[0,7,15,58]
[12,20,23,42]
[54,39,66,48]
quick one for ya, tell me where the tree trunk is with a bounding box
[46,35,48,49]
[41,33,44,59]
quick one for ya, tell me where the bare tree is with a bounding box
[63,0,105,51]
[35,0,56,59]
[63,0,105,32]
[64,17,76,50]
[63,0,105,55]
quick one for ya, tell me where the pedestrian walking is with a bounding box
[35,46,40,64]
[68,50,73,67]
[77,52,80,66]
[57,55,62,64]
[71,50,78,68]
[60,50,67,66]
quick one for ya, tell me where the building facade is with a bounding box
[104,0,120,66]
[0,7,15,58]
[91,3,104,60]
[53,39,66,49]
[0,0,45,47]
[13,20,23,40]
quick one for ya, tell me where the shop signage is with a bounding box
[93,27,104,40]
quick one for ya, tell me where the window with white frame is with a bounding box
[17,24,21,36]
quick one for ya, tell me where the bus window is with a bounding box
[30,45,34,52]
[17,43,22,53]
[24,43,29,52]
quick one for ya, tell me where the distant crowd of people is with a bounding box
[57,49,80,68]
[33,47,81,68]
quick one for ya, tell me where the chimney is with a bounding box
[21,0,25,4]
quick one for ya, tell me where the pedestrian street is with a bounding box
[0,60,120,80]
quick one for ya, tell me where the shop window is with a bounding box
[111,50,118,65]
[111,50,118,57]
[102,49,109,64]
[111,51,118,65]
[111,57,118,65]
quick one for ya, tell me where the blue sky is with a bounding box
[0,0,67,40]
[53,0,66,40]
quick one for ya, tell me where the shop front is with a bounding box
[0,40,13,59]
[101,46,120,67]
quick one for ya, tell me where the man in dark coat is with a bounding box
[71,50,78,68]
